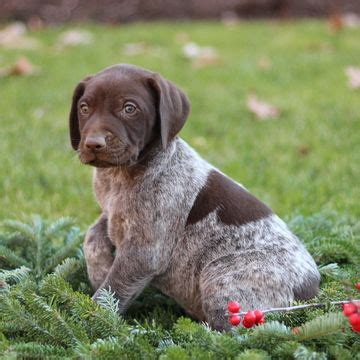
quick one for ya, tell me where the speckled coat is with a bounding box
[85,138,320,331]
[70,64,320,331]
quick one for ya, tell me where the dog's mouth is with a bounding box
[78,149,138,168]
[86,158,116,168]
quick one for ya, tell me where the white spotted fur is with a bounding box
[87,137,320,330]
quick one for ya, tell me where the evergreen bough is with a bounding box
[0,212,359,359]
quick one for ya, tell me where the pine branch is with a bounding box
[1,215,83,280]
[43,228,83,273]
[0,266,31,287]
[1,220,37,241]
[40,274,128,340]
[53,257,84,279]
[318,263,345,280]
[0,292,60,344]
[0,245,30,268]
[23,290,89,347]
[295,312,347,341]
[293,345,327,360]
[7,342,72,358]
[96,287,120,314]
[0,232,28,248]
[45,217,75,238]
[74,336,125,358]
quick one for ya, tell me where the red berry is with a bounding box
[228,301,241,314]
[254,310,264,323]
[243,311,256,328]
[229,315,241,326]
[257,317,265,325]
[349,313,360,327]
[355,282,360,291]
[242,318,254,328]
[343,302,357,317]
[352,323,360,333]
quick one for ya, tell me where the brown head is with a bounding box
[69,64,190,167]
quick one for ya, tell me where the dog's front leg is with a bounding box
[83,214,115,291]
[91,243,156,313]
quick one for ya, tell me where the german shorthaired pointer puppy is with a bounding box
[69,64,320,331]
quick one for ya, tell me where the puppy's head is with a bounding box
[69,64,190,167]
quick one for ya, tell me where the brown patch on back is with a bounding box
[186,170,272,226]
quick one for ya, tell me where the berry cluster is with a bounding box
[227,283,360,331]
[228,301,265,328]
[343,301,360,333]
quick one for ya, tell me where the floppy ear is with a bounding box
[69,76,92,150]
[148,74,190,149]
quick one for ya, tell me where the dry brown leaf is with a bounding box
[328,11,343,33]
[298,145,311,157]
[182,42,221,68]
[192,136,207,148]
[0,22,39,49]
[57,30,92,48]
[221,11,239,27]
[193,52,221,69]
[175,32,190,44]
[27,16,45,31]
[246,94,280,120]
[258,57,272,70]
[122,42,164,57]
[345,66,360,89]
[123,42,149,56]
[0,57,39,78]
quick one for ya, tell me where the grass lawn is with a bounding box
[0,20,359,358]
[0,20,359,225]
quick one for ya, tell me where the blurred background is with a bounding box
[0,0,359,225]
[1,0,360,23]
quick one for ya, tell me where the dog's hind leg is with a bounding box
[199,251,300,331]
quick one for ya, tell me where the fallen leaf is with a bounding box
[345,66,360,89]
[182,42,221,68]
[27,16,45,31]
[192,136,207,147]
[328,11,343,33]
[122,42,164,58]
[221,11,239,27]
[246,94,280,120]
[33,108,46,119]
[175,32,190,44]
[193,50,221,68]
[342,13,360,28]
[0,57,39,78]
[0,22,39,49]
[258,57,272,70]
[182,42,202,59]
[298,145,311,157]
[57,30,92,48]
[123,42,148,56]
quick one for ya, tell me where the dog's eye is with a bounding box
[80,103,89,115]
[124,103,136,114]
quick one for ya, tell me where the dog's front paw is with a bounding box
[92,290,101,303]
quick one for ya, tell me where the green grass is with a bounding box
[0,20,359,359]
[0,20,359,225]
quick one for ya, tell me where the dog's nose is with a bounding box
[85,135,106,150]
